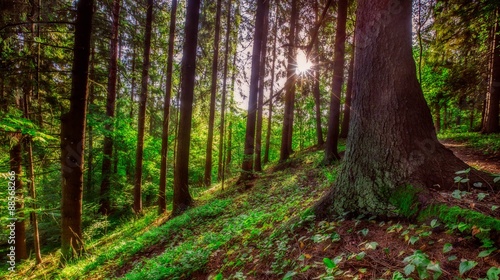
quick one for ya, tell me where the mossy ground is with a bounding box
[3,140,500,280]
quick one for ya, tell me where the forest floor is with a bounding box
[6,135,500,280]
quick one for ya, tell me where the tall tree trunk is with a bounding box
[324,0,347,164]
[314,0,490,218]
[173,0,201,215]
[87,47,95,194]
[99,0,121,215]
[313,0,325,146]
[204,0,223,187]
[159,0,177,214]
[133,0,154,214]
[240,0,267,180]
[217,0,232,182]
[225,51,237,171]
[60,0,94,260]
[26,137,42,263]
[254,0,270,172]
[10,134,28,261]
[264,5,278,164]
[339,46,354,139]
[279,0,298,162]
[482,7,500,133]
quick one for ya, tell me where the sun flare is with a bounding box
[295,51,313,75]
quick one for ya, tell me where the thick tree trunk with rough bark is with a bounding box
[99,0,121,215]
[204,0,223,187]
[173,0,201,214]
[280,0,298,162]
[482,7,500,134]
[217,0,232,182]
[254,0,270,172]
[133,0,153,214]
[240,0,267,180]
[60,0,93,260]
[325,0,347,163]
[159,0,177,214]
[315,0,492,218]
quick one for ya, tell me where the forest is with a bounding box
[0,0,500,279]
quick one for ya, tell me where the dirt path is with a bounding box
[441,139,500,175]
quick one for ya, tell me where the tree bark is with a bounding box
[316,0,492,218]
[240,0,267,180]
[99,0,121,215]
[279,0,298,162]
[217,0,232,182]
[324,0,347,164]
[26,137,42,263]
[313,0,325,146]
[254,0,270,172]
[133,0,154,214]
[204,0,223,187]
[173,0,201,215]
[159,0,177,214]
[10,134,28,261]
[340,47,355,139]
[482,7,500,133]
[60,0,93,260]
[264,5,278,164]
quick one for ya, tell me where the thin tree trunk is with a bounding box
[324,0,347,164]
[240,0,267,180]
[60,0,93,260]
[159,0,177,214]
[173,0,201,215]
[217,0,232,182]
[254,0,270,172]
[225,51,237,171]
[130,47,136,120]
[10,134,28,261]
[87,47,95,194]
[133,0,154,214]
[204,0,223,187]
[280,0,298,162]
[264,5,278,164]
[339,46,355,139]
[99,0,121,215]
[26,138,42,263]
[482,7,500,133]
[313,0,324,145]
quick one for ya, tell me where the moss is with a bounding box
[419,204,500,231]
[389,185,421,218]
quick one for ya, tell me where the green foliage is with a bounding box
[389,185,421,218]
[438,132,500,156]
[419,204,500,232]
[403,250,442,279]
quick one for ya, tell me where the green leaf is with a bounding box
[486,267,500,280]
[283,271,296,280]
[478,248,496,258]
[404,264,415,276]
[430,219,439,228]
[365,241,379,250]
[443,243,453,253]
[409,236,419,245]
[452,189,462,199]
[474,182,483,188]
[427,262,443,280]
[392,271,408,280]
[460,178,470,183]
[448,255,457,261]
[358,228,369,237]
[456,168,471,175]
[356,251,366,261]
[492,205,499,211]
[323,257,336,269]
[493,176,500,183]
[457,222,469,232]
[330,232,341,242]
[459,260,477,275]
[214,273,223,280]
[477,192,488,201]
[454,177,463,184]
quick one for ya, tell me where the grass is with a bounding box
[438,131,500,155]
